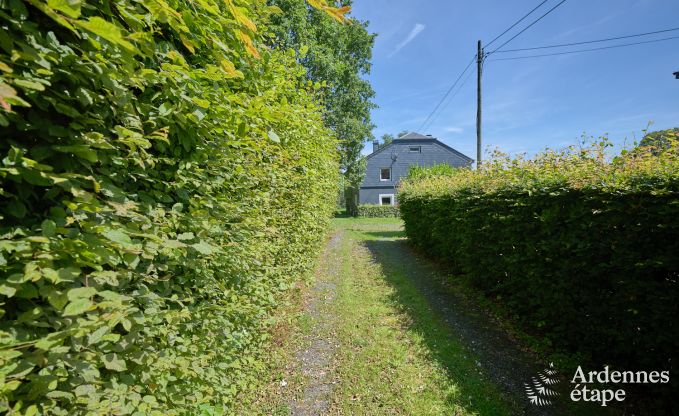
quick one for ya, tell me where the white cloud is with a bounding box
[444,127,464,133]
[389,23,426,58]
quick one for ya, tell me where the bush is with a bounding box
[399,142,679,409]
[356,204,400,218]
[407,163,460,181]
[0,0,338,414]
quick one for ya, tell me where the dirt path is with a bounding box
[279,218,604,415]
[362,227,570,416]
[287,233,341,415]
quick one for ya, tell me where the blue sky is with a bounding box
[350,0,679,159]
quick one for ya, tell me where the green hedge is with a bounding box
[399,142,679,408]
[0,0,338,414]
[356,204,400,218]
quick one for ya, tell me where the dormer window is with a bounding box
[409,146,421,153]
[380,168,391,181]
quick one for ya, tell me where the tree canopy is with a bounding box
[267,0,376,189]
[639,128,679,154]
[379,130,409,149]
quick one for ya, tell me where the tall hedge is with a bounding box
[399,142,679,407]
[0,0,340,413]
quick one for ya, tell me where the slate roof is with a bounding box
[367,132,473,163]
[395,132,431,140]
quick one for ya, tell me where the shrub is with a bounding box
[0,0,338,414]
[407,162,460,181]
[399,141,679,409]
[356,204,400,218]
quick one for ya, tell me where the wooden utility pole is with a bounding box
[476,40,483,168]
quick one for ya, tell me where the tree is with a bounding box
[267,0,376,211]
[639,128,679,154]
[381,133,394,146]
[379,130,409,149]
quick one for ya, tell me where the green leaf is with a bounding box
[35,332,66,350]
[56,267,80,283]
[24,405,38,416]
[87,326,108,345]
[268,129,280,143]
[67,286,96,301]
[53,145,98,162]
[41,220,56,237]
[46,289,68,310]
[13,79,46,91]
[0,284,16,297]
[191,241,217,255]
[47,0,81,18]
[62,298,94,316]
[102,229,132,246]
[102,353,126,371]
[74,17,137,54]
[7,200,26,218]
[192,97,210,108]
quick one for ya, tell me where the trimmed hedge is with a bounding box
[356,204,400,218]
[400,142,679,407]
[0,0,339,414]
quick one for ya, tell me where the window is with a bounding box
[409,146,421,153]
[379,194,394,206]
[380,168,391,181]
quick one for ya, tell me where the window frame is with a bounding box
[379,167,391,181]
[378,194,395,206]
[409,146,421,153]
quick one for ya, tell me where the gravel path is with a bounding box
[363,227,603,416]
[288,233,341,415]
[285,222,604,415]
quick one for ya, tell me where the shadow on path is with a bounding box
[363,236,605,416]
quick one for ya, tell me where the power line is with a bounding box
[422,63,476,133]
[485,0,552,49]
[421,59,475,133]
[487,35,679,61]
[438,66,475,117]
[488,0,568,54]
[418,55,476,133]
[495,26,679,53]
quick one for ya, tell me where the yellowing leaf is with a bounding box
[305,0,351,23]
[229,5,257,32]
[235,30,259,59]
[0,82,17,111]
[192,97,210,108]
[180,34,195,54]
[220,59,243,78]
[324,5,351,23]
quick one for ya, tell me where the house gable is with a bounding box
[359,133,472,205]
